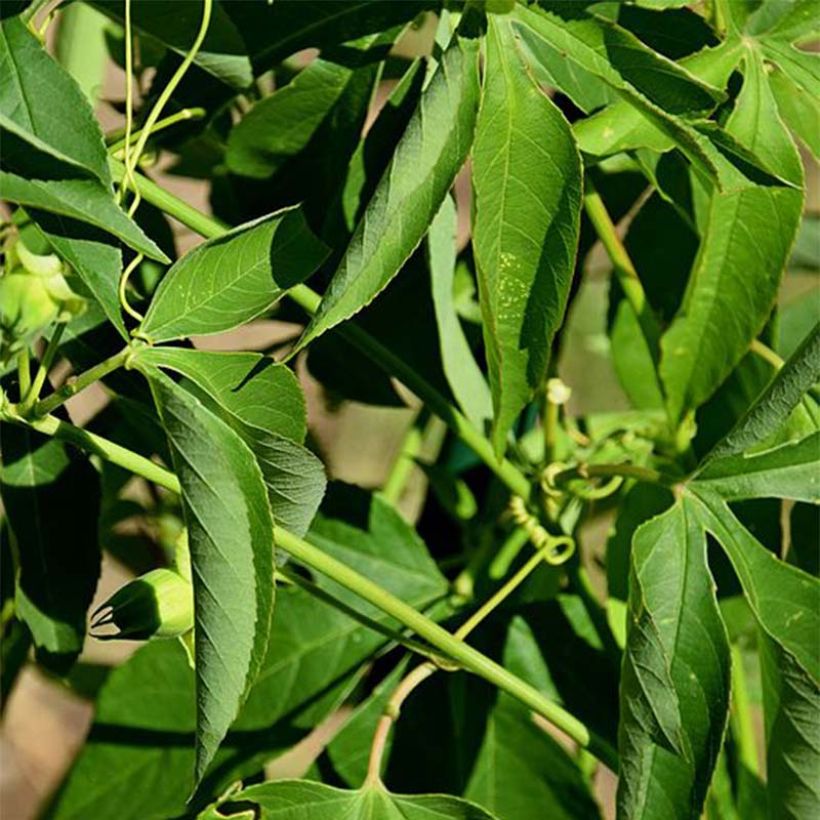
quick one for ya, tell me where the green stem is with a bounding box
[17,348,31,402]
[583,182,661,356]
[554,462,665,486]
[277,525,616,768]
[20,324,64,413]
[488,527,530,580]
[730,644,759,776]
[16,414,181,493]
[381,407,431,505]
[1,410,616,769]
[107,108,206,154]
[108,159,533,500]
[749,338,784,371]
[32,347,131,418]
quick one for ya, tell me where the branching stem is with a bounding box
[20,324,64,413]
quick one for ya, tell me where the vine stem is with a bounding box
[19,324,64,413]
[730,644,760,776]
[17,348,31,401]
[107,108,206,154]
[32,346,131,418]
[366,542,576,783]
[553,461,666,486]
[0,410,616,770]
[107,158,532,500]
[583,181,661,355]
[381,407,431,505]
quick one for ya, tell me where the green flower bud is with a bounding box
[0,272,60,360]
[90,568,194,641]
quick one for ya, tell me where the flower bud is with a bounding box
[0,273,60,361]
[90,568,194,641]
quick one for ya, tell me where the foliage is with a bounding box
[0,1,817,818]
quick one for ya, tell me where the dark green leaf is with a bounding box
[139,208,327,343]
[618,501,730,820]
[145,369,276,783]
[0,172,168,262]
[293,36,480,353]
[0,424,101,674]
[472,17,582,454]
[703,324,820,462]
[692,433,820,503]
[227,56,360,179]
[0,16,110,183]
[202,780,496,819]
[691,492,820,819]
[90,0,252,88]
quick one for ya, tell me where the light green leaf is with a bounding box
[135,347,324,537]
[768,61,820,161]
[27,208,128,340]
[660,50,803,423]
[139,208,327,343]
[472,17,582,455]
[227,56,358,179]
[202,780,496,819]
[691,492,820,819]
[0,16,110,183]
[428,195,491,430]
[703,324,820,462]
[90,0,252,88]
[0,424,101,675]
[618,501,730,820]
[145,369,276,783]
[293,36,480,353]
[692,432,820,503]
[0,172,168,262]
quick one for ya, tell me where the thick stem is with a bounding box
[109,160,533,500]
[3,411,616,770]
[17,348,31,402]
[32,347,130,418]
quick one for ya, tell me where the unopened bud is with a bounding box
[90,568,194,641]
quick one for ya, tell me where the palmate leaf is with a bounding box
[139,207,327,343]
[145,369,276,784]
[200,780,495,820]
[135,347,325,537]
[691,492,820,819]
[292,35,480,354]
[659,49,804,423]
[49,487,448,819]
[618,501,730,820]
[0,424,101,674]
[472,16,581,455]
[89,0,252,88]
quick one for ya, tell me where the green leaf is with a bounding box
[293,36,480,353]
[660,51,804,423]
[145,369,276,784]
[429,195,491,430]
[90,0,252,88]
[692,432,820,503]
[225,0,433,75]
[0,424,101,674]
[139,208,327,343]
[27,208,128,340]
[134,347,324,537]
[573,40,743,159]
[691,492,820,818]
[227,55,359,179]
[202,780,496,819]
[472,17,582,455]
[768,61,820,161]
[703,324,820,462]
[618,501,730,820]
[0,16,110,183]
[50,488,447,819]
